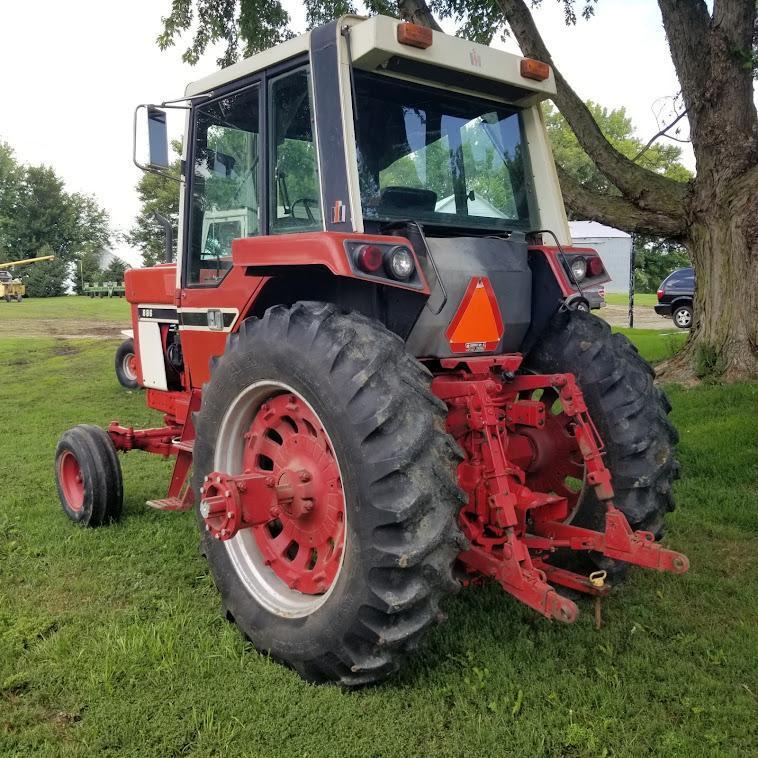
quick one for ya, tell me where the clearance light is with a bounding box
[520,58,550,81]
[446,277,504,354]
[397,23,433,49]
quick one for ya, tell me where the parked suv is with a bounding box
[655,267,694,329]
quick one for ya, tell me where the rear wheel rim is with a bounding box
[520,387,586,520]
[122,353,137,381]
[214,381,346,618]
[58,451,85,512]
[675,309,691,327]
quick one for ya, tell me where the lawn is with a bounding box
[605,292,657,307]
[0,316,756,755]
[611,328,687,363]
[0,296,130,324]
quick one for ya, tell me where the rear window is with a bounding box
[664,268,694,288]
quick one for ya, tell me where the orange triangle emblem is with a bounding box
[446,277,504,353]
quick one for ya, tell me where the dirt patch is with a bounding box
[52,344,80,356]
[0,319,126,340]
[600,303,684,331]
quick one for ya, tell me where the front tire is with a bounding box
[55,425,123,526]
[115,339,139,389]
[193,302,464,686]
[525,311,679,576]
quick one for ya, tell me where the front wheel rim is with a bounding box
[122,353,138,381]
[58,451,85,512]
[213,381,347,618]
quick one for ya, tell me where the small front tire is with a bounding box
[115,339,139,389]
[55,425,123,526]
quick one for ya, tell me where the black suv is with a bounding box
[655,267,694,329]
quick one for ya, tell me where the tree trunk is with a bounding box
[659,166,758,381]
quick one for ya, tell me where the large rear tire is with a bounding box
[524,310,679,577]
[193,302,464,686]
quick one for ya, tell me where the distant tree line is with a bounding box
[0,142,124,297]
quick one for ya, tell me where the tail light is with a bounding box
[587,256,604,277]
[657,289,664,301]
[354,244,384,274]
[345,240,423,289]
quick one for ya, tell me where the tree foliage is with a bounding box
[0,142,113,296]
[544,102,692,196]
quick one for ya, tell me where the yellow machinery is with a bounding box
[0,255,55,302]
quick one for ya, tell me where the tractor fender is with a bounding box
[231,231,430,295]
[233,231,430,340]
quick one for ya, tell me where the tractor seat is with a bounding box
[377,186,438,214]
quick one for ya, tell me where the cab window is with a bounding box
[188,84,260,285]
[269,68,322,233]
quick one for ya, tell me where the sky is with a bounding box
[0,0,693,265]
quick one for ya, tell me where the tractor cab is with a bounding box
[130,15,609,390]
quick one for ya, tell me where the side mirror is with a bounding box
[133,104,178,179]
[147,107,169,169]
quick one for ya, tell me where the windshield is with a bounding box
[354,71,532,232]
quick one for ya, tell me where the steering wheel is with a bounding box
[290,198,318,224]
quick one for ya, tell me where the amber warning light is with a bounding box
[397,23,433,49]
[520,58,550,81]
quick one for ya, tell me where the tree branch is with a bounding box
[556,166,688,237]
[397,0,443,31]
[497,0,688,224]
[632,108,689,162]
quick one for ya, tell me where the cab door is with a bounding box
[179,64,323,387]
[178,79,263,385]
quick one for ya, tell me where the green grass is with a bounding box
[0,296,130,323]
[614,328,687,364]
[0,325,756,755]
[605,293,658,307]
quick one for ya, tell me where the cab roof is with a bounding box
[185,15,556,106]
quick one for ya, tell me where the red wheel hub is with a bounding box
[519,388,586,511]
[58,451,85,512]
[242,393,345,595]
[126,353,137,376]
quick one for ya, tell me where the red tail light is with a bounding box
[657,289,664,301]
[354,244,384,273]
[587,256,604,277]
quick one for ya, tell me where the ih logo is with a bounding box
[446,277,504,353]
[331,200,346,224]
[470,49,482,67]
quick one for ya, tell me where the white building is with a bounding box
[569,221,632,294]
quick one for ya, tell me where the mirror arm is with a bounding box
[153,213,174,264]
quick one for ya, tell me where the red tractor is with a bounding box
[55,16,687,686]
